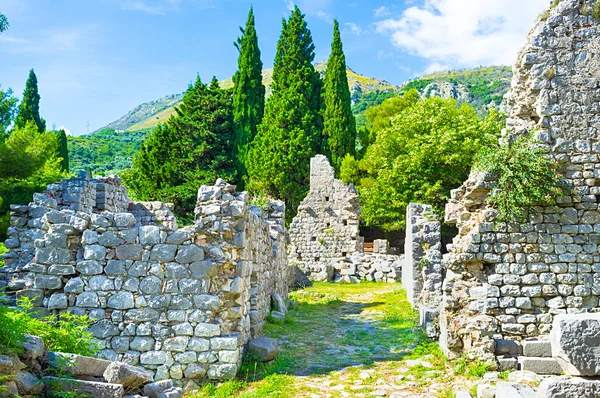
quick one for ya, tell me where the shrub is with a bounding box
[594,1,600,19]
[473,134,567,223]
[0,295,97,356]
[0,243,6,268]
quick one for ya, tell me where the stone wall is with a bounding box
[440,0,600,360]
[1,176,291,389]
[288,155,362,280]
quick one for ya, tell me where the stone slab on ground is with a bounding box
[518,357,562,375]
[454,391,472,398]
[538,376,600,397]
[522,339,552,358]
[494,381,536,398]
[43,376,124,398]
[497,357,518,371]
[144,379,174,398]
[248,337,278,362]
[46,352,113,377]
[551,313,600,376]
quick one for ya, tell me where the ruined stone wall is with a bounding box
[441,0,600,360]
[288,155,362,281]
[1,176,291,389]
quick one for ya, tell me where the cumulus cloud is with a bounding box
[58,126,73,136]
[375,0,548,72]
[374,6,391,18]
[343,22,362,36]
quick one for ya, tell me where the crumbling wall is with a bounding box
[1,176,290,389]
[441,0,600,360]
[288,155,362,281]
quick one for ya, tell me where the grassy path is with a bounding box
[192,282,485,398]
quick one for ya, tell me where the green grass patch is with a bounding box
[0,243,6,268]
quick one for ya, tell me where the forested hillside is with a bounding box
[71,65,512,175]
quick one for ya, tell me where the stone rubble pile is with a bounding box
[328,252,403,283]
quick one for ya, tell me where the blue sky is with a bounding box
[0,0,548,135]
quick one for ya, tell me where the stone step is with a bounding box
[497,357,518,371]
[522,339,552,358]
[518,357,562,375]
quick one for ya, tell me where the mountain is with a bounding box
[95,62,397,133]
[76,65,512,176]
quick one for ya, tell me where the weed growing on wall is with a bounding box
[473,134,567,223]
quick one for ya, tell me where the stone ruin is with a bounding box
[401,0,600,392]
[1,172,291,389]
[288,155,402,283]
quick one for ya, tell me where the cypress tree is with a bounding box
[232,7,265,189]
[322,19,356,176]
[56,129,69,172]
[124,75,236,221]
[15,69,46,133]
[247,6,322,221]
[0,13,9,33]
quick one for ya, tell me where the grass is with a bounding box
[0,243,6,268]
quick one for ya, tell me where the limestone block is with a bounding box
[538,377,600,397]
[494,382,536,398]
[103,362,153,390]
[16,371,43,395]
[517,357,562,375]
[144,380,174,398]
[43,376,124,398]
[107,291,135,309]
[551,313,600,375]
[248,337,278,362]
[46,352,112,377]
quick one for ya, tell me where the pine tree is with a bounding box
[124,75,236,221]
[0,13,9,33]
[322,19,356,176]
[247,6,322,221]
[56,129,69,172]
[15,69,46,133]
[232,7,265,189]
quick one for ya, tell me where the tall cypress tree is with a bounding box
[15,69,46,133]
[0,13,9,33]
[233,7,265,189]
[247,6,322,221]
[322,19,356,176]
[56,129,69,172]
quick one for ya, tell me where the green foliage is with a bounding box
[321,19,356,176]
[249,192,271,212]
[0,86,17,136]
[353,97,504,231]
[68,128,149,175]
[0,122,67,240]
[0,13,8,33]
[594,1,600,19]
[247,5,322,222]
[351,89,397,117]
[14,69,46,133]
[56,129,69,172]
[45,355,88,398]
[124,76,236,222]
[233,7,265,189]
[473,134,566,223]
[0,243,6,268]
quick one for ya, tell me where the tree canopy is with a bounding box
[14,69,46,133]
[232,7,265,189]
[247,5,322,221]
[322,19,356,176]
[123,76,236,222]
[342,92,504,231]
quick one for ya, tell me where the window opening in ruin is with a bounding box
[325,196,330,202]
[342,252,347,257]
[311,236,317,241]
[343,220,348,226]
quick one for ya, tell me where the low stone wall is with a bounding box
[328,252,403,283]
[2,176,291,389]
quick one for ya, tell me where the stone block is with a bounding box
[497,357,518,371]
[518,357,562,375]
[495,339,521,356]
[522,339,552,358]
[551,313,600,376]
[248,337,278,362]
[103,362,153,390]
[43,376,124,398]
[494,382,536,398]
[46,352,112,377]
[538,376,600,397]
[143,380,174,398]
[16,371,43,395]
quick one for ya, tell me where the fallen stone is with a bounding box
[497,357,518,371]
[454,391,472,398]
[551,313,600,376]
[522,339,552,358]
[46,352,112,377]
[507,370,540,384]
[248,337,278,362]
[22,334,45,362]
[495,381,536,398]
[144,379,174,398]
[270,310,285,323]
[271,293,287,314]
[518,357,562,375]
[477,382,496,398]
[43,376,124,398]
[103,361,153,390]
[538,376,600,397]
[16,371,43,395]
[495,339,521,356]
[159,387,183,398]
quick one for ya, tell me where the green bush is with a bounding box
[0,243,6,267]
[473,134,567,223]
[0,296,97,356]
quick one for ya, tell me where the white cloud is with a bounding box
[374,6,391,18]
[283,0,295,11]
[343,22,362,36]
[316,10,332,23]
[119,0,215,15]
[375,0,548,72]
[58,126,73,136]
